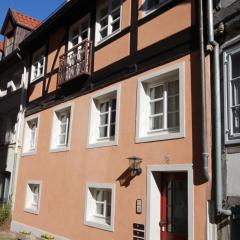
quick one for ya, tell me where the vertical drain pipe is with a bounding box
[198,0,209,181]
[207,0,232,216]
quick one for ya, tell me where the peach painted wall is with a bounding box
[138,0,194,50]
[13,53,211,240]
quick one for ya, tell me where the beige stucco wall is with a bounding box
[13,53,211,240]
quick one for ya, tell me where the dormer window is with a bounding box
[5,35,14,56]
[31,47,46,82]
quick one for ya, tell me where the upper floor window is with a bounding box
[224,45,240,144]
[50,103,73,152]
[68,15,90,50]
[143,0,169,16]
[22,115,39,155]
[96,0,121,45]
[136,63,185,143]
[31,47,45,82]
[88,85,120,148]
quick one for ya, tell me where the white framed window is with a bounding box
[224,45,240,144]
[31,46,46,82]
[24,181,42,215]
[95,0,122,45]
[136,62,185,143]
[22,114,40,155]
[68,15,90,51]
[84,183,116,232]
[88,85,121,148]
[50,102,73,152]
[142,0,171,16]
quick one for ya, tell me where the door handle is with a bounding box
[159,220,167,227]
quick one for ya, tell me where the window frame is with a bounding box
[30,46,46,83]
[24,180,42,215]
[22,114,40,156]
[49,102,74,152]
[136,62,185,143]
[95,0,122,46]
[84,182,116,232]
[87,85,121,148]
[68,14,91,51]
[223,44,240,144]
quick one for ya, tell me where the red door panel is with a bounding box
[160,172,188,240]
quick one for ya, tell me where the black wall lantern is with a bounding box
[128,156,143,176]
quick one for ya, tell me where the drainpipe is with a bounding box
[198,0,209,181]
[10,50,28,209]
[207,0,232,216]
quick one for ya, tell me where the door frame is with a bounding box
[146,164,194,240]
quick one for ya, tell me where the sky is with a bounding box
[0,0,64,41]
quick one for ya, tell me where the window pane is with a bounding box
[96,202,104,215]
[111,99,116,110]
[59,135,66,145]
[100,7,108,18]
[111,111,116,123]
[150,100,163,115]
[100,28,108,40]
[147,0,160,9]
[150,116,163,130]
[232,51,240,79]
[100,18,108,28]
[100,114,108,125]
[150,85,163,100]
[168,81,179,95]
[110,124,115,137]
[100,102,109,113]
[168,112,179,128]
[99,126,108,138]
[233,107,240,134]
[112,0,121,10]
[232,80,240,106]
[112,8,120,21]
[168,96,179,112]
[81,30,88,41]
[112,20,120,32]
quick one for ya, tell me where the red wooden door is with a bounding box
[160,172,188,240]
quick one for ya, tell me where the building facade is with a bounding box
[10,0,213,239]
[0,9,41,206]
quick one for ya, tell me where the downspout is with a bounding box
[207,0,232,216]
[10,49,28,208]
[198,0,209,181]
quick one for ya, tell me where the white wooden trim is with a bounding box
[22,113,40,156]
[49,101,74,152]
[87,84,121,148]
[84,182,116,232]
[136,62,185,143]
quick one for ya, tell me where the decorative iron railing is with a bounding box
[57,40,92,86]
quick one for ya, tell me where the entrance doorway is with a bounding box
[147,164,193,240]
[160,172,188,240]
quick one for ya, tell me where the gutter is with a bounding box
[198,0,209,181]
[207,0,232,216]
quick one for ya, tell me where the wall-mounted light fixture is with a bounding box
[128,156,143,176]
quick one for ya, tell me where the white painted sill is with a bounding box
[87,140,118,149]
[84,220,113,232]
[49,145,70,153]
[24,208,39,215]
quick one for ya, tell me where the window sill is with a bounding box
[22,150,37,156]
[87,140,118,149]
[84,219,113,232]
[136,131,184,143]
[49,146,70,153]
[24,208,39,215]
[30,75,44,84]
